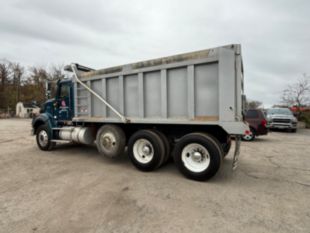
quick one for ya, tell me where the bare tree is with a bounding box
[28,67,50,104]
[9,62,24,103]
[281,73,310,116]
[48,64,65,81]
[0,60,68,113]
[30,67,49,85]
[0,62,9,87]
[0,61,10,109]
[246,100,263,109]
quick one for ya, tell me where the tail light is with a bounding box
[261,119,267,128]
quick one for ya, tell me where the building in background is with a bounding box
[16,102,40,118]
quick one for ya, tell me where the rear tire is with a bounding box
[128,130,165,171]
[96,124,126,158]
[36,124,54,151]
[173,133,223,181]
[222,138,231,157]
[151,130,171,166]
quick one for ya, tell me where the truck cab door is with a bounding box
[56,81,73,121]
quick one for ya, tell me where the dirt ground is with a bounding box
[0,119,309,233]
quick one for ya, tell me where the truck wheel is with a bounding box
[96,124,126,158]
[173,133,223,181]
[128,130,165,171]
[36,124,54,151]
[222,139,231,157]
[242,128,255,141]
[151,130,171,166]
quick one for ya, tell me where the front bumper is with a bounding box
[267,122,297,129]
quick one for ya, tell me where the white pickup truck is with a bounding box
[266,108,297,132]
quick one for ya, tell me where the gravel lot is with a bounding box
[0,119,309,233]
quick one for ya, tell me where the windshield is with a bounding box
[267,108,292,115]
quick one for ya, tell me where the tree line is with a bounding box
[0,59,65,113]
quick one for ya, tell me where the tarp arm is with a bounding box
[70,64,128,123]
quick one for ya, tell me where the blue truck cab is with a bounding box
[32,79,74,149]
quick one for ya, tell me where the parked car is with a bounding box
[266,108,297,132]
[242,109,268,141]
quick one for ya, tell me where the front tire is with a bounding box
[36,124,54,151]
[173,133,223,181]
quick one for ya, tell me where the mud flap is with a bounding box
[232,135,241,170]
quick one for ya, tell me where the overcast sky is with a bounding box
[1,0,309,107]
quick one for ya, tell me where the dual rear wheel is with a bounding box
[173,133,223,181]
[128,130,223,181]
[128,129,168,171]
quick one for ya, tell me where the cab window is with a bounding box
[59,84,70,98]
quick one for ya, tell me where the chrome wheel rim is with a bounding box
[133,139,154,164]
[181,143,210,172]
[38,130,49,147]
[100,132,116,151]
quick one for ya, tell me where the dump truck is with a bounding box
[32,44,248,181]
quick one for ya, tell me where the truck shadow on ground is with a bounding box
[52,143,130,164]
[246,137,270,142]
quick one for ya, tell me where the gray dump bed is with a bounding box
[72,44,247,134]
